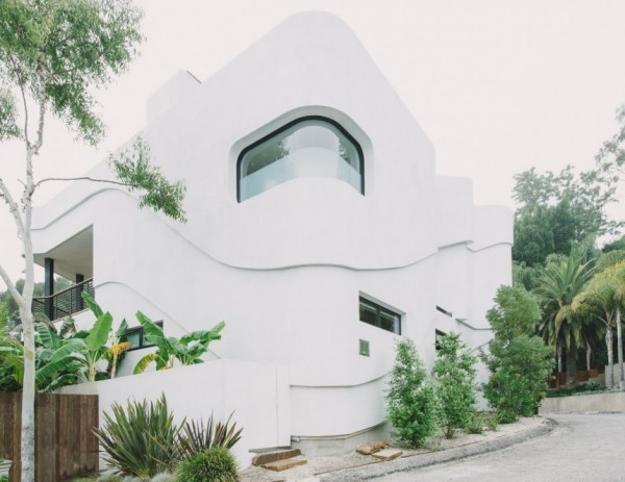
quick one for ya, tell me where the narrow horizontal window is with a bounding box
[359,296,401,335]
[436,305,453,317]
[237,116,364,201]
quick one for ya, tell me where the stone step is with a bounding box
[372,448,403,461]
[252,448,302,466]
[262,457,308,472]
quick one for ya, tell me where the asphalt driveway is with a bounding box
[376,413,625,482]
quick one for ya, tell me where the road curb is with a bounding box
[320,418,556,481]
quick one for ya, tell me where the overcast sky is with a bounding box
[2,0,625,286]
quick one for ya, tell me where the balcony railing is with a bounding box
[32,278,94,321]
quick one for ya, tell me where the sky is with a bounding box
[1,0,625,286]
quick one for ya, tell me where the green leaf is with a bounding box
[82,291,104,318]
[133,353,157,374]
[85,312,113,352]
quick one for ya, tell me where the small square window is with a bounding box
[359,339,370,357]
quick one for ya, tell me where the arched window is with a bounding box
[237,116,364,202]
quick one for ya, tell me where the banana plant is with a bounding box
[80,291,114,381]
[0,323,86,392]
[134,312,225,374]
[81,291,132,379]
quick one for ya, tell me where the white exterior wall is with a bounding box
[36,12,512,459]
[58,360,290,468]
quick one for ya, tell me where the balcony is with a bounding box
[33,278,94,321]
[33,226,93,322]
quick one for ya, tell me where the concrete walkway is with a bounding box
[376,414,625,481]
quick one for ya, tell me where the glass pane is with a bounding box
[239,118,363,201]
[125,330,142,350]
[380,309,400,334]
[359,300,378,327]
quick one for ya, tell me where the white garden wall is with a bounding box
[58,359,290,468]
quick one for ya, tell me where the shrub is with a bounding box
[94,395,182,477]
[387,339,437,447]
[483,412,500,431]
[432,333,477,438]
[151,473,176,482]
[176,448,238,482]
[175,414,243,459]
[464,413,484,434]
[482,287,553,423]
[96,474,122,482]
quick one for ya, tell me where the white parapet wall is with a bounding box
[57,359,290,468]
[539,392,625,414]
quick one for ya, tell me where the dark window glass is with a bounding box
[124,321,163,351]
[435,329,447,351]
[359,296,401,334]
[359,300,379,327]
[436,306,453,317]
[125,330,142,350]
[237,116,364,201]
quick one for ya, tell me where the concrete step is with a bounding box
[262,456,308,472]
[252,448,302,466]
[372,448,403,461]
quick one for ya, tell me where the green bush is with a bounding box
[432,333,477,438]
[483,411,500,431]
[546,380,605,398]
[482,287,553,423]
[464,413,484,434]
[174,413,242,460]
[176,448,238,482]
[94,395,181,477]
[387,339,437,447]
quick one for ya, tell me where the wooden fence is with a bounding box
[0,392,99,482]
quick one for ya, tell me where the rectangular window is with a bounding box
[435,329,447,351]
[124,321,163,351]
[359,296,401,334]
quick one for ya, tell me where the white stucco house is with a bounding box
[33,12,512,467]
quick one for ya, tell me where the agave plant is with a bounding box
[174,413,243,460]
[133,312,225,374]
[94,394,183,477]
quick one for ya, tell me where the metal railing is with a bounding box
[32,278,94,321]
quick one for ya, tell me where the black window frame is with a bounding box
[436,305,453,317]
[123,320,164,352]
[359,296,402,335]
[435,329,447,351]
[236,115,365,202]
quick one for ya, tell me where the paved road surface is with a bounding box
[376,414,625,482]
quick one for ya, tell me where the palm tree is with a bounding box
[573,261,625,389]
[534,250,596,385]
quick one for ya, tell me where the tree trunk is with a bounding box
[606,328,614,387]
[586,341,592,372]
[556,344,563,386]
[20,147,37,482]
[617,308,624,389]
[19,307,36,482]
[566,340,577,385]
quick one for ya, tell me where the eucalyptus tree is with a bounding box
[0,2,186,479]
[574,261,625,388]
[534,250,595,384]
